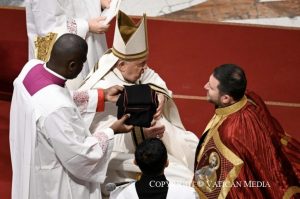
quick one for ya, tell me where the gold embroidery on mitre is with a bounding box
[111,47,148,61]
[34,32,58,62]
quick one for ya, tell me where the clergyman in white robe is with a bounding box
[10,59,114,199]
[25,0,109,89]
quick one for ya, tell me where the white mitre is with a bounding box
[79,10,148,90]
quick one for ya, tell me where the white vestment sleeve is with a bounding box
[44,107,113,183]
[70,89,98,127]
[71,89,98,113]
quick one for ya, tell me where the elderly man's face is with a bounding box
[119,58,147,83]
[204,74,222,107]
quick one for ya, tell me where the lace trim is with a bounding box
[67,18,77,34]
[93,132,109,153]
[73,91,89,113]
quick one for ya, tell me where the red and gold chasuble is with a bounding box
[194,93,300,199]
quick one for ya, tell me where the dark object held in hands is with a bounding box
[117,84,158,127]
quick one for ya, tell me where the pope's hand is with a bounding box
[143,120,165,139]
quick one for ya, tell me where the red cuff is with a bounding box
[96,89,105,112]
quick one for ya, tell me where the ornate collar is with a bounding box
[215,96,248,116]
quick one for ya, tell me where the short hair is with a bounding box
[213,64,247,101]
[50,33,88,64]
[135,138,167,176]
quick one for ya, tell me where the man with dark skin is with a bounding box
[10,33,133,199]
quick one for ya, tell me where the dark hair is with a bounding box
[213,64,247,101]
[50,33,88,64]
[135,138,167,176]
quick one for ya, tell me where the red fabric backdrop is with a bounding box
[1,8,299,199]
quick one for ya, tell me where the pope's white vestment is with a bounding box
[80,53,199,186]
[25,0,108,89]
[10,59,113,199]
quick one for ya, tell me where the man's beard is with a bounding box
[207,95,222,108]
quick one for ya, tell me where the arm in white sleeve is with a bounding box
[71,89,99,114]
[44,107,113,183]
[71,89,104,127]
